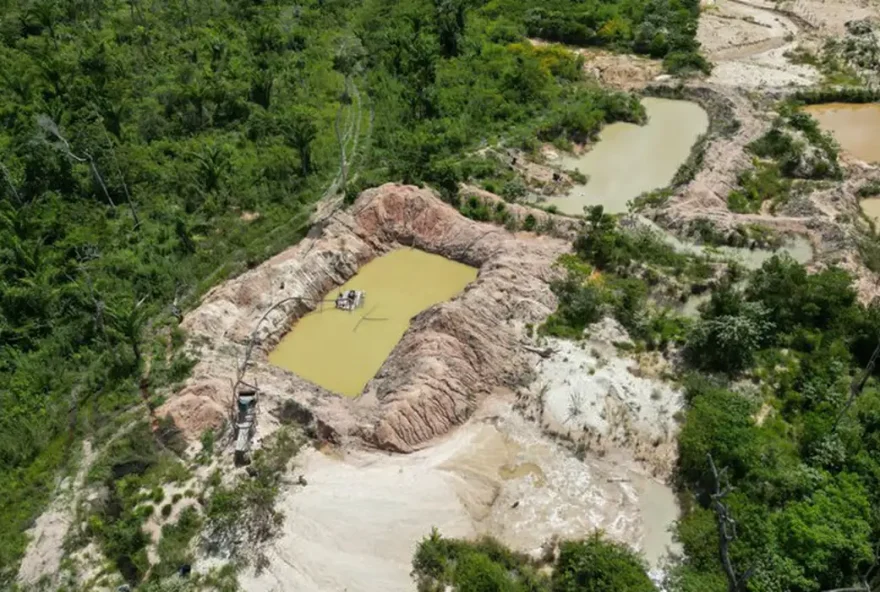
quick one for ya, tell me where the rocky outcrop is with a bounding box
[159,184,570,452]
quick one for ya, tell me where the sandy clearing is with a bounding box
[536,335,683,477]
[700,0,821,87]
[18,440,96,586]
[700,0,790,58]
[240,396,679,592]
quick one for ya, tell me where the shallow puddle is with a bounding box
[269,249,477,397]
[546,98,709,215]
[499,462,547,487]
[632,474,681,567]
[804,103,880,164]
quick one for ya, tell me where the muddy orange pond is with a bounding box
[269,249,477,397]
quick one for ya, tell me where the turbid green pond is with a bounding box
[269,249,477,397]
[546,98,709,215]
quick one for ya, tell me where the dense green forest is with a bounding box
[0,0,707,582]
[543,209,880,592]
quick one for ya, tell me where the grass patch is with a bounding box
[857,180,880,199]
[203,427,303,568]
[728,161,792,213]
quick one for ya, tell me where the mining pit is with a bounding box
[156,184,685,592]
[159,183,572,453]
[268,249,477,397]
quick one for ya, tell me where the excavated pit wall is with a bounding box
[159,184,571,452]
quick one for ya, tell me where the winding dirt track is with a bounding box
[699,0,820,87]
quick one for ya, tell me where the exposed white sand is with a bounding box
[539,339,681,444]
[699,0,821,87]
[241,397,679,592]
[530,319,684,478]
[18,440,95,586]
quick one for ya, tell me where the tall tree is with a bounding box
[283,108,318,176]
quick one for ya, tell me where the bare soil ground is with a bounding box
[17,441,96,587]
[528,320,684,478]
[239,394,679,592]
[699,0,821,86]
[529,39,664,90]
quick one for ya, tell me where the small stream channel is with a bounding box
[635,216,814,269]
[545,98,709,215]
[632,216,814,317]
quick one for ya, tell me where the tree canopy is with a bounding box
[0,0,710,583]
[674,254,880,592]
[412,531,656,592]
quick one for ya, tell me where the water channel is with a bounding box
[640,218,814,270]
[545,98,709,215]
[269,249,477,397]
[804,103,880,164]
[861,198,880,225]
[631,217,814,317]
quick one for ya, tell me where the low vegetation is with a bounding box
[785,43,863,87]
[84,422,192,585]
[792,86,880,106]
[203,427,303,569]
[727,161,791,214]
[728,107,841,213]
[857,180,880,199]
[542,206,709,349]
[412,530,655,592]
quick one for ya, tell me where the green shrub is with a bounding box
[553,535,656,592]
[501,178,528,201]
[153,507,202,580]
[541,273,605,338]
[857,180,880,198]
[663,50,712,75]
[727,161,791,213]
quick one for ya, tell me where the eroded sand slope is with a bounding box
[160,185,571,453]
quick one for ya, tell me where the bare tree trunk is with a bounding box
[100,124,140,229]
[38,116,117,208]
[87,157,116,207]
[708,454,751,592]
[835,338,880,431]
